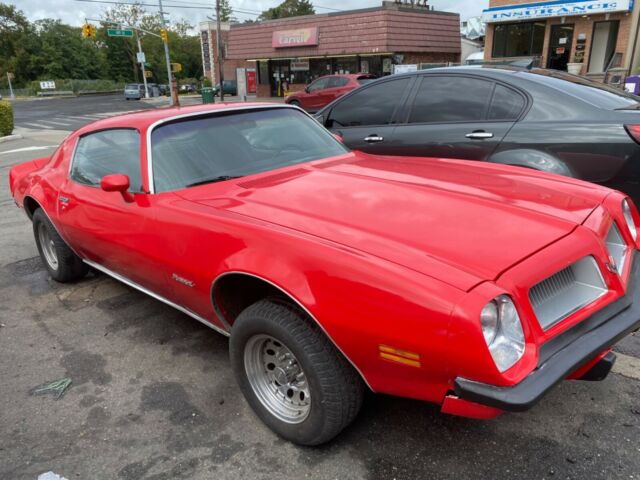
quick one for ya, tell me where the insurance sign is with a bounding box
[482,0,634,23]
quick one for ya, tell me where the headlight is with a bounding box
[622,199,637,241]
[480,295,525,373]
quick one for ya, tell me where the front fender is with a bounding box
[489,148,574,178]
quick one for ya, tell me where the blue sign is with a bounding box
[482,0,633,23]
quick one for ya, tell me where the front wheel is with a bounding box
[230,300,364,445]
[33,209,88,283]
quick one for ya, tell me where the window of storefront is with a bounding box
[492,21,546,58]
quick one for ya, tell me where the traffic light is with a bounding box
[82,23,96,39]
[160,28,168,43]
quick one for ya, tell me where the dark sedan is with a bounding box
[315,67,640,198]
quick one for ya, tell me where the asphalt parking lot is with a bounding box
[1,117,640,480]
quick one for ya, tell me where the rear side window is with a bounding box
[488,84,526,120]
[327,78,410,127]
[408,76,493,123]
[71,129,142,192]
[308,77,330,92]
[328,77,349,88]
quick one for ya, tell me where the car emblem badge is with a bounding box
[172,273,195,287]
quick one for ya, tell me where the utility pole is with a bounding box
[6,73,15,99]
[135,31,150,99]
[158,0,177,106]
[215,0,225,101]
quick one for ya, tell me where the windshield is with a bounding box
[125,84,138,89]
[151,107,349,193]
[525,68,640,109]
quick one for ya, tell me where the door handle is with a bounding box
[58,195,70,210]
[466,131,494,140]
[364,135,384,143]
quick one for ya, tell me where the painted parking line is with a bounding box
[0,145,58,155]
[45,120,74,126]
[21,123,54,129]
[613,352,640,380]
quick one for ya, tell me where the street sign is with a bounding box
[137,52,146,64]
[7,72,14,80]
[40,81,56,90]
[107,29,133,37]
[144,70,153,78]
[171,63,182,73]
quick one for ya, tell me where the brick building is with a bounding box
[200,1,460,97]
[482,0,640,82]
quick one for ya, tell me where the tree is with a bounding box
[219,0,235,23]
[259,0,315,20]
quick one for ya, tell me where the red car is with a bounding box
[285,74,376,112]
[9,103,640,445]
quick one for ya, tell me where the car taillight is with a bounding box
[624,124,640,144]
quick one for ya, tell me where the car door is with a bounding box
[304,77,331,111]
[324,76,350,104]
[323,76,415,154]
[390,75,524,161]
[57,128,171,297]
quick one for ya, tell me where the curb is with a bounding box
[0,134,23,144]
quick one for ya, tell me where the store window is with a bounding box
[492,21,545,58]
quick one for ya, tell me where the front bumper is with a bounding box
[454,255,640,412]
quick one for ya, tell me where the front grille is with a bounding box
[529,256,607,330]
[606,222,628,276]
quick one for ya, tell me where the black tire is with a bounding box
[230,299,364,445]
[32,209,88,283]
[288,99,301,107]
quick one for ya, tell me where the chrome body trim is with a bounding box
[211,271,373,391]
[85,259,230,337]
[144,103,334,194]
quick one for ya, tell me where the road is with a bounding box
[12,93,204,132]
[0,99,639,480]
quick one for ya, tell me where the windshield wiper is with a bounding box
[186,175,242,187]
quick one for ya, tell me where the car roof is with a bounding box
[73,102,287,136]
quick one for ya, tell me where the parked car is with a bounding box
[213,80,237,97]
[124,83,145,100]
[286,74,376,112]
[315,66,640,199]
[9,103,640,445]
[158,84,169,96]
[179,84,197,93]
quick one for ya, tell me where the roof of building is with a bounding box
[219,2,460,60]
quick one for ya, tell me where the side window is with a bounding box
[327,78,410,127]
[70,129,142,192]
[328,77,349,88]
[408,76,493,123]
[488,84,526,120]
[308,77,330,92]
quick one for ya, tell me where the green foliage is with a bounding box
[219,0,235,23]
[0,100,14,136]
[259,0,315,20]
[0,2,205,88]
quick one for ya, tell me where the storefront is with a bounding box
[482,0,640,81]
[200,1,461,97]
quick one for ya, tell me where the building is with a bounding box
[482,0,640,82]
[200,1,461,97]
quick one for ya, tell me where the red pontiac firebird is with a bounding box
[9,103,640,445]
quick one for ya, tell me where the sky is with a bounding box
[10,0,488,27]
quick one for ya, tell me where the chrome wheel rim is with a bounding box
[37,223,58,270]
[244,334,311,424]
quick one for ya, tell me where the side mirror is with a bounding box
[100,174,134,202]
[305,86,310,93]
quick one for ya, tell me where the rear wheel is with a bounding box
[230,299,364,445]
[32,209,88,283]
[288,99,301,108]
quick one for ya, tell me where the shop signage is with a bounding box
[291,60,310,71]
[272,28,318,48]
[482,0,634,23]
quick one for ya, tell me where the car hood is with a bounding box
[186,153,610,291]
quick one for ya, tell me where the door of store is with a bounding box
[547,24,574,71]
[270,60,290,97]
